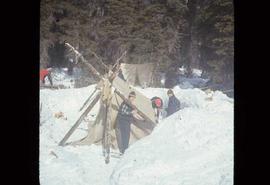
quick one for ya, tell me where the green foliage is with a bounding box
[195,0,234,83]
[40,0,187,71]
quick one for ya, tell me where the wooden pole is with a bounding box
[112,50,127,71]
[79,87,99,111]
[88,48,109,71]
[103,101,111,164]
[103,84,112,164]
[65,42,101,79]
[59,93,101,146]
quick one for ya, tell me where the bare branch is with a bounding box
[65,42,101,78]
[88,48,109,70]
[112,50,127,70]
[116,50,127,64]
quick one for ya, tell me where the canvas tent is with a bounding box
[59,43,157,163]
[120,63,155,87]
[71,76,156,148]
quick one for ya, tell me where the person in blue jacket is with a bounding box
[115,91,138,155]
[166,89,181,117]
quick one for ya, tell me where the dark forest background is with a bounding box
[40,0,233,88]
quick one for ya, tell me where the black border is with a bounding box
[3,1,40,184]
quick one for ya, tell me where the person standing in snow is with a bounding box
[40,67,53,86]
[116,91,139,155]
[151,96,163,122]
[166,89,181,117]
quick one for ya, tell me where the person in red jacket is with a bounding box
[40,68,53,86]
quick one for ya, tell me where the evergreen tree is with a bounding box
[195,0,234,84]
[40,0,234,87]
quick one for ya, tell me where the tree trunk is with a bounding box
[185,0,198,77]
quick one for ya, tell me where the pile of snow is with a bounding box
[40,84,233,185]
[40,84,120,185]
[178,67,202,78]
[44,67,84,88]
[178,76,209,89]
[176,67,209,89]
[192,68,203,77]
[178,66,187,75]
[110,87,233,185]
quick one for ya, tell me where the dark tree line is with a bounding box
[40,0,233,87]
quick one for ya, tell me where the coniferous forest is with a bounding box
[40,0,233,89]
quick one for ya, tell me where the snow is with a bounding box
[40,84,119,185]
[43,67,84,88]
[40,83,233,185]
[175,67,209,89]
[192,68,203,77]
[178,76,209,89]
[178,66,187,75]
[110,87,233,185]
[178,67,202,77]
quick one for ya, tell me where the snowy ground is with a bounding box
[43,67,84,88]
[40,84,233,185]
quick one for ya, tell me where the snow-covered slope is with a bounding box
[40,84,233,185]
[39,84,118,185]
[110,87,233,185]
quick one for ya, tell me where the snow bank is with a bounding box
[40,84,99,144]
[39,84,118,185]
[40,144,119,185]
[110,87,233,185]
[40,83,233,185]
[44,67,85,88]
[48,68,74,88]
[192,68,203,77]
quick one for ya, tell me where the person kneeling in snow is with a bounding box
[116,91,141,155]
[166,89,181,117]
[40,67,53,86]
[151,96,163,122]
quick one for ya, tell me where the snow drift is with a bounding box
[110,87,233,185]
[40,84,233,185]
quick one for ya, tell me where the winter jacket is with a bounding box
[117,102,134,122]
[40,69,49,81]
[40,69,53,85]
[166,95,181,116]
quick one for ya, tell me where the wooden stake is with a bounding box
[79,87,99,111]
[100,79,113,164]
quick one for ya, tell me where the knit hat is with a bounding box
[167,89,174,95]
[129,91,136,97]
